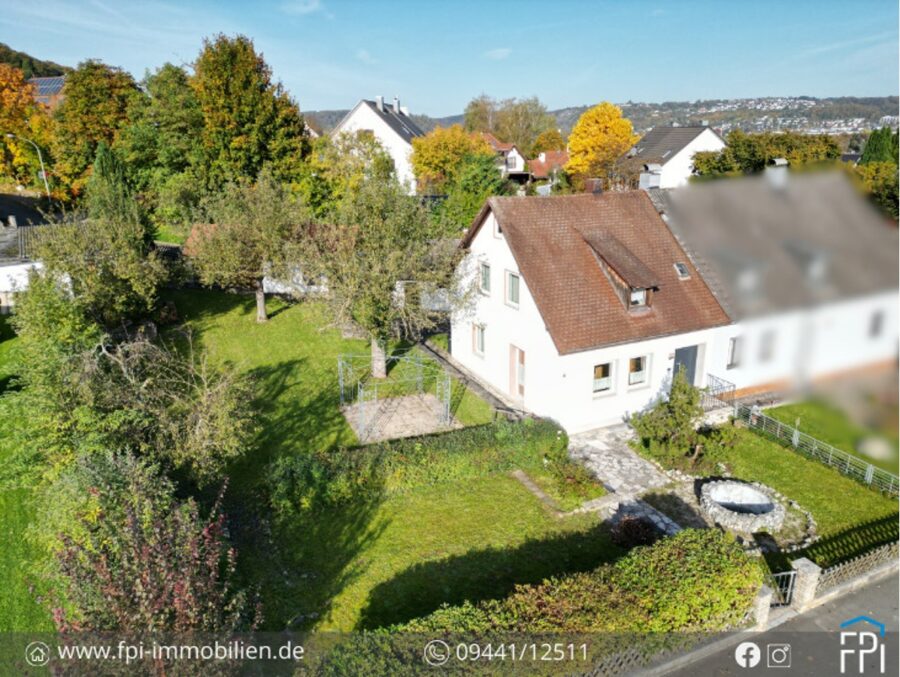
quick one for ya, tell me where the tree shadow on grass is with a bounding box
[356,523,624,630]
[763,512,899,572]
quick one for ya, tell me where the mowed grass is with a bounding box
[259,474,619,632]
[721,429,898,568]
[165,289,493,491]
[0,316,52,632]
[767,400,899,474]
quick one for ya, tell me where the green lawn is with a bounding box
[654,427,899,569]
[0,316,53,632]
[254,474,619,632]
[154,223,189,245]
[767,400,899,474]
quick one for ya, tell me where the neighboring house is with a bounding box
[449,191,730,432]
[28,75,66,110]
[331,96,424,193]
[481,133,530,184]
[648,167,899,399]
[528,150,568,195]
[619,125,725,189]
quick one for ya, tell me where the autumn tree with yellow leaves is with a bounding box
[410,124,494,193]
[565,102,638,188]
[0,64,51,187]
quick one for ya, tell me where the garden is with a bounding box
[0,291,613,634]
[629,373,899,573]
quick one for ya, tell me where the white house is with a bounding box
[481,133,530,185]
[621,125,726,189]
[449,191,731,432]
[331,96,425,193]
[651,168,899,399]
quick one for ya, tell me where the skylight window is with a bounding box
[674,262,690,279]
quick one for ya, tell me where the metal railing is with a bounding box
[700,373,736,411]
[736,404,899,497]
[769,570,797,608]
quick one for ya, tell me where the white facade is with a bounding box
[331,100,419,194]
[450,212,720,432]
[0,261,43,312]
[656,128,725,189]
[451,212,899,433]
[501,147,527,175]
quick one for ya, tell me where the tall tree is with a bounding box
[190,34,309,190]
[565,102,638,187]
[296,131,395,218]
[37,144,165,327]
[52,60,140,195]
[410,124,494,193]
[438,153,511,233]
[186,169,304,322]
[493,96,555,156]
[463,94,498,133]
[860,126,899,165]
[115,63,204,224]
[296,180,463,377]
[0,64,47,186]
[531,128,566,155]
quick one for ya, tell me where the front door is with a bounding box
[673,345,698,385]
[509,345,525,399]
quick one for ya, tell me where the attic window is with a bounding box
[674,262,690,279]
[630,289,647,307]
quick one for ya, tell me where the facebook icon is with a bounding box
[734,641,762,668]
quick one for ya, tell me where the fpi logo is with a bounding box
[839,616,886,674]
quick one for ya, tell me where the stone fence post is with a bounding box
[790,557,822,612]
[753,584,774,630]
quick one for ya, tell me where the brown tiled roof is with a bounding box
[480,132,514,152]
[528,150,568,178]
[582,230,660,289]
[462,192,730,354]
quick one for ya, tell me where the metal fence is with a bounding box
[17,223,44,259]
[700,374,736,411]
[769,571,797,608]
[736,404,899,498]
[816,541,899,596]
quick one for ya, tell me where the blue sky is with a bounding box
[1,0,897,116]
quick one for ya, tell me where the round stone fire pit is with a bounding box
[700,480,785,533]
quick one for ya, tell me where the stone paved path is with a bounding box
[568,424,670,497]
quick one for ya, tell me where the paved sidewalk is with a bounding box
[569,424,670,497]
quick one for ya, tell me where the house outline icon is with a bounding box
[840,616,886,637]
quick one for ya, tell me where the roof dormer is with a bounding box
[582,230,660,311]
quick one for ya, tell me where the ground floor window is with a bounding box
[628,356,647,385]
[593,362,612,394]
[473,324,485,356]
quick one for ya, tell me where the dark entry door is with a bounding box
[673,345,698,385]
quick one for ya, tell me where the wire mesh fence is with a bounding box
[735,404,899,497]
[338,351,452,441]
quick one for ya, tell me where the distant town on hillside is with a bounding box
[311,96,899,136]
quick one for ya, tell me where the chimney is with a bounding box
[375,95,384,112]
[393,96,400,114]
[639,163,662,191]
[766,157,789,190]
[584,178,603,195]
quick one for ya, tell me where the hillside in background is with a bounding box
[308,95,899,138]
[0,42,69,78]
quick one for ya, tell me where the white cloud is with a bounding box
[484,47,512,60]
[280,0,330,17]
[356,48,375,64]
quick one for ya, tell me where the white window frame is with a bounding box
[628,355,649,386]
[592,362,613,395]
[727,336,743,369]
[505,271,520,308]
[674,262,691,279]
[630,288,647,307]
[479,262,491,295]
[473,323,485,357]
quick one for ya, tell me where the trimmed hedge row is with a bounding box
[268,418,569,514]
[315,529,762,674]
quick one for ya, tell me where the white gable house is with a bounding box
[623,125,726,189]
[331,96,425,194]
